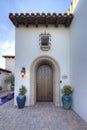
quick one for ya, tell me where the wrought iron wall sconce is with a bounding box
[21,67,26,77]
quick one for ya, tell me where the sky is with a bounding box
[0,0,72,68]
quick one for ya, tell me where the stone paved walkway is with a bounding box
[0,100,87,130]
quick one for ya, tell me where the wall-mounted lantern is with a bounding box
[21,67,26,77]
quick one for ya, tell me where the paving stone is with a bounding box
[0,100,87,130]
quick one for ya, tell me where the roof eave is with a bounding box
[9,13,73,27]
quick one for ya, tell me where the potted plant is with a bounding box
[5,74,15,91]
[16,85,27,108]
[61,85,74,110]
[0,86,2,92]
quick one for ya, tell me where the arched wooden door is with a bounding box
[36,64,53,101]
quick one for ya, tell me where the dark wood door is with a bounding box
[36,64,53,101]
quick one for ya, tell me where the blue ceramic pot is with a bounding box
[62,95,72,110]
[17,95,26,108]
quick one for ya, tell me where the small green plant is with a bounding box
[62,85,74,96]
[0,86,2,91]
[19,85,27,95]
[5,74,15,85]
[5,74,15,91]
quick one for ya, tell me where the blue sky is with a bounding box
[0,0,72,68]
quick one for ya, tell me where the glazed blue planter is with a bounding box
[17,95,26,108]
[62,95,72,110]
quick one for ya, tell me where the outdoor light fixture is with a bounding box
[21,67,26,77]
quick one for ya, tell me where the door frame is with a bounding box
[30,56,60,106]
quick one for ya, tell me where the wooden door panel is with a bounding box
[36,64,53,101]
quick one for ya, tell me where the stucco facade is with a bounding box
[3,56,15,74]
[15,26,70,106]
[5,58,15,73]
[70,0,87,122]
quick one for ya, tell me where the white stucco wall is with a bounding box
[0,71,10,91]
[70,0,87,122]
[5,58,15,73]
[15,25,70,106]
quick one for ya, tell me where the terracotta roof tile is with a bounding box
[9,13,73,27]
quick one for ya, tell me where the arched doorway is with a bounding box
[30,56,60,106]
[36,63,53,101]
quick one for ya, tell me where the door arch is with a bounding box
[30,56,60,106]
[36,63,53,101]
